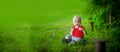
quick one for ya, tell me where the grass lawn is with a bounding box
[0,20,95,52]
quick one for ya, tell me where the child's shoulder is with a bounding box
[79,25,85,28]
[72,25,75,28]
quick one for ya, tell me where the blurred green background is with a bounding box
[0,0,92,52]
[0,0,90,25]
[0,0,119,52]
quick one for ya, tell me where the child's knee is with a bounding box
[65,34,72,39]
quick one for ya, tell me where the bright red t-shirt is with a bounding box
[72,25,85,38]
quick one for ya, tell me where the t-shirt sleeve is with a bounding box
[81,26,85,30]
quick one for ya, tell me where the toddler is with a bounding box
[63,16,86,45]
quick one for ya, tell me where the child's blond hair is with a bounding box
[73,16,81,24]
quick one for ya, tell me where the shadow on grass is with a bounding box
[0,31,4,52]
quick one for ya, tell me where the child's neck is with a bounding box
[74,25,80,28]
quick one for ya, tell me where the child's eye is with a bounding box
[76,21,80,22]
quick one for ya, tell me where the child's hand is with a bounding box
[79,27,82,31]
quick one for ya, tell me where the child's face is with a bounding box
[73,17,80,26]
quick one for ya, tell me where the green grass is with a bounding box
[0,21,95,52]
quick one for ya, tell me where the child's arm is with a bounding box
[79,27,87,35]
[70,28,74,35]
[82,27,87,35]
[82,28,86,35]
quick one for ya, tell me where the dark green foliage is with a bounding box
[91,0,120,52]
